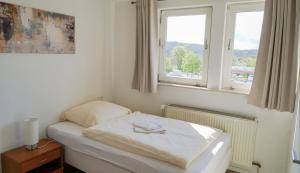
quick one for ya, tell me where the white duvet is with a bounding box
[82,112,222,169]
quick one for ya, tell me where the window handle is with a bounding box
[159,39,164,48]
[293,150,300,165]
[205,40,209,50]
[228,39,232,50]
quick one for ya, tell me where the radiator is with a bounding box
[164,104,258,169]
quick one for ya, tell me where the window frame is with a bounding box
[222,2,265,91]
[158,7,212,87]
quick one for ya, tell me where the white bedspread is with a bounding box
[82,112,222,169]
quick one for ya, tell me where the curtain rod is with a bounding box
[131,0,166,4]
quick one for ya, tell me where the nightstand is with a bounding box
[1,139,63,173]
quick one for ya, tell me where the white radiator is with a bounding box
[164,104,258,169]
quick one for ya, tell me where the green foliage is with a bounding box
[232,57,256,67]
[165,57,173,73]
[182,53,201,74]
[165,46,202,74]
[171,46,186,71]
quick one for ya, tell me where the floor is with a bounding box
[64,164,239,173]
[64,164,84,173]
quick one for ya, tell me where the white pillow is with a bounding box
[61,101,131,127]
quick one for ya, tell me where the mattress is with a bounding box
[83,112,223,168]
[47,122,232,173]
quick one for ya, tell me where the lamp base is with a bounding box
[26,144,38,150]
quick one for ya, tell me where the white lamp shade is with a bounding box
[24,117,39,145]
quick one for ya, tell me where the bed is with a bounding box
[47,121,232,173]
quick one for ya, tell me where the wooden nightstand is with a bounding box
[1,139,63,173]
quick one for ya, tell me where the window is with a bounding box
[222,3,264,91]
[159,8,212,86]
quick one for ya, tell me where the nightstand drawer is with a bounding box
[21,149,61,172]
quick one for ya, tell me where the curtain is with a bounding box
[248,0,300,112]
[132,0,158,93]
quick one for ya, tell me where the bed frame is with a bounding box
[64,146,232,173]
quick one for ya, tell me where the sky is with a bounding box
[166,11,264,50]
[233,11,264,50]
[167,15,206,45]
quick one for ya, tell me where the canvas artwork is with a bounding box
[0,2,75,54]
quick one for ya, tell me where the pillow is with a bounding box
[61,101,131,127]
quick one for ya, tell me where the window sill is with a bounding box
[158,82,249,96]
[219,88,249,95]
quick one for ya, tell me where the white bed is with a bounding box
[47,121,232,173]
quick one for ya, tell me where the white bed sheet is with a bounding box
[47,122,232,173]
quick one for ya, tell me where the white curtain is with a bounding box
[248,0,300,112]
[132,0,158,93]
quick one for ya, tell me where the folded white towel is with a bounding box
[132,120,162,131]
[133,127,166,134]
[131,112,166,134]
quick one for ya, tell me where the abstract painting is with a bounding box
[0,2,75,54]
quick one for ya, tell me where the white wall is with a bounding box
[0,0,108,172]
[288,112,300,173]
[287,23,300,173]
[111,1,293,173]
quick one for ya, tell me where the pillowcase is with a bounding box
[61,101,131,127]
